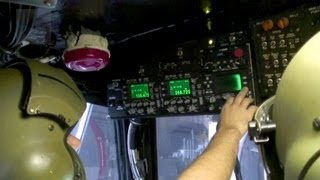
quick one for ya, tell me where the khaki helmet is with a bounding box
[250,32,320,179]
[0,60,86,180]
[273,31,320,180]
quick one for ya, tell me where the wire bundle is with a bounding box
[0,3,36,51]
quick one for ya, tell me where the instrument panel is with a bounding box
[107,32,256,118]
[107,4,320,119]
[251,4,320,98]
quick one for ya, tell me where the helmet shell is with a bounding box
[0,60,86,180]
[273,32,320,179]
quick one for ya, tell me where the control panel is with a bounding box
[201,44,252,72]
[107,32,256,118]
[159,74,203,114]
[251,4,320,99]
[200,41,255,112]
[107,77,161,118]
[201,70,254,112]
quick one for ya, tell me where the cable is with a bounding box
[6,5,36,49]
[127,123,142,180]
[13,6,27,47]
[113,17,198,45]
[0,53,13,67]
[19,7,31,41]
[8,4,22,47]
[298,149,320,180]
[116,27,164,44]
[14,6,36,48]
[20,7,36,42]
[128,122,138,149]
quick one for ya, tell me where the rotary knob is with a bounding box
[282,59,288,66]
[128,108,136,115]
[277,17,289,29]
[267,79,273,86]
[150,101,156,106]
[276,78,281,84]
[137,108,144,114]
[222,93,233,100]
[262,19,274,31]
[147,107,155,114]
[167,106,176,113]
[188,105,197,112]
[170,100,177,105]
[178,106,185,113]
[209,97,216,103]
[177,100,183,104]
[124,103,131,108]
[229,35,236,42]
[209,105,215,111]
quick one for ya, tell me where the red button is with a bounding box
[233,48,244,58]
[63,48,110,72]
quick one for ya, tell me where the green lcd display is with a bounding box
[216,74,242,92]
[130,83,150,99]
[169,79,191,96]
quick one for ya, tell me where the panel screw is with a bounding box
[313,117,320,131]
[48,124,54,131]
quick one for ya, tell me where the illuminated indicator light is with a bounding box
[216,74,243,93]
[205,8,211,14]
[208,39,214,45]
[169,79,191,96]
[201,0,211,15]
[130,83,150,99]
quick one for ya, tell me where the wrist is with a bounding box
[218,127,243,140]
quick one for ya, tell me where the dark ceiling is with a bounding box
[0,0,317,104]
[29,0,311,47]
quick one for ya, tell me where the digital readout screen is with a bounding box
[216,74,242,92]
[169,79,191,96]
[130,83,150,99]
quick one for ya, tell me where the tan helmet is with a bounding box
[250,32,320,179]
[0,60,86,180]
[273,31,320,180]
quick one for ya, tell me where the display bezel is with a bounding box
[215,74,243,93]
[168,79,192,96]
[130,83,150,99]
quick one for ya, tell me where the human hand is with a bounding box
[218,87,258,136]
